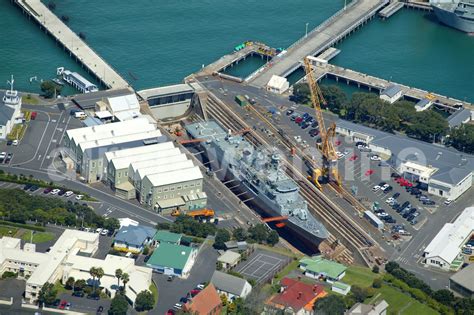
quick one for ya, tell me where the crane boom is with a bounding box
[303,57,327,142]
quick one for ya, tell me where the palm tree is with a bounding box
[115,269,123,291]
[121,273,130,293]
[95,267,104,294]
[89,267,97,288]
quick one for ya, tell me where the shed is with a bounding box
[380,84,402,104]
[299,256,347,282]
[332,281,351,295]
[217,250,241,270]
[154,230,182,245]
[266,75,289,94]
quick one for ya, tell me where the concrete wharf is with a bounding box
[379,1,404,18]
[309,63,472,112]
[13,0,130,90]
[248,0,389,87]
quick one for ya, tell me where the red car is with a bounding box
[189,289,201,297]
[166,309,176,315]
[365,169,374,176]
[349,154,358,161]
[31,112,37,120]
[58,300,67,310]
[335,140,341,146]
[295,117,303,124]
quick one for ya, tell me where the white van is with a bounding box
[74,111,87,119]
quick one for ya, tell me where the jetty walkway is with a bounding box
[249,0,389,87]
[14,0,129,90]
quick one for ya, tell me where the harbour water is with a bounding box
[1,2,473,102]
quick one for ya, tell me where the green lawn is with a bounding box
[344,266,379,288]
[369,285,438,315]
[274,260,300,282]
[21,95,39,105]
[20,231,55,243]
[149,283,158,304]
[0,225,18,237]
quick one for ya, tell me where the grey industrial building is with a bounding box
[450,264,474,298]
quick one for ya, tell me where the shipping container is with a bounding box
[235,95,249,107]
[364,210,384,229]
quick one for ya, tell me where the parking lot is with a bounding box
[234,249,291,284]
[56,292,110,314]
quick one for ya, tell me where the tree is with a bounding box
[89,267,97,288]
[134,290,155,312]
[266,230,279,246]
[313,295,346,315]
[372,265,380,273]
[95,267,104,293]
[115,269,123,291]
[65,277,75,290]
[320,84,347,114]
[385,261,399,273]
[232,227,247,241]
[121,273,130,293]
[248,224,268,243]
[108,293,129,315]
[73,279,86,292]
[350,285,368,303]
[38,282,58,306]
[449,124,474,154]
[155,222,171,230]
[291,83,311,104]
[214,229,231,249]
[40,80,62,99]
[220,293,228,306]
[433,289,455,306]
[104,218,120,232]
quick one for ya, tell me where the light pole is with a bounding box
[344,0,347,10]
[305,23,309,37]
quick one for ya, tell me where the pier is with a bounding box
[248,0,389,87]
[14,0,129,90]
[308,63,472,112]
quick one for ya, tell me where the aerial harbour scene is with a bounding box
[0,0,473,314]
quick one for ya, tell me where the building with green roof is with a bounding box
[154,230,182,245]
[299,256,347,282]
[146,242,197,278]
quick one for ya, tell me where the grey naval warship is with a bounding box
[431,0,474,33]
[186,120,329,247]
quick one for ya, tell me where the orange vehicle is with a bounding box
[171,209,215,218]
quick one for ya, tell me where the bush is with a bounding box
[1,271,18,279]
[142,246,150,256]
[372,278,382,289]
[372,265,379,273]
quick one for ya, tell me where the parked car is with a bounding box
[72,291,84,297]
[43,187,53,194]
[76,194,84,200]
[0,152,6,162]
[12,140,18,146]
[23,184,33,191]
[370,155,381,161]
[100,229,109,236]
[295,117,303,124]
[392,192,400,199]
[64,191,74,197]
[196,283,205,290]
[422,200,435,205]
[444,199,453,205]
[349,154,358,161]
[166,309,176,315]
[365,169,374,176]
[29,185,39,192]
[50,189,61,195]
[87,294,100,300]
[59,300,68,310]
[97,306,104,314]
[6,140,12,146]
[58,189,66,196]
[173,303,183,310]
[286,109,294,116]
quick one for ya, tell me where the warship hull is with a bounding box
[432,4,474,32]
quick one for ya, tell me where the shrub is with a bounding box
[372,278,382,288]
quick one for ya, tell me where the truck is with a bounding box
[235,95,249,107]
[171,209,215,219]
[364,210,384,230]
[74,111,87,119]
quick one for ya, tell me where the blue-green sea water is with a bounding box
[1,2,473,102]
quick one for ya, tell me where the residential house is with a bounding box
[153,230,182,245]
[146,242,197,278]
[265,277,326,315]
[217,251,241,270]
[346,300,389,315]
[113,225,156,253]
[210,270,252,300]
[183,283,222,315]
[332,281,351,295]
[299,256,347,283]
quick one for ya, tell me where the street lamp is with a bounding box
[305,23,309,37]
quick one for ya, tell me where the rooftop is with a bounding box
[0,104,16,126]
[72,88,133,109]
[114,225,156,247]
[153,230,182,244]
[217,251,241,265]
[424,207,474,264]
[137,83,194,100]
[210,270,249,296]
[136,160,194,181]
[184,284,221,315]
[299,256,347,279]
[131,154,188,180]
[267,75,288,90]
[110,146,180,170]
[79,129,162,152]
[146,242,195,270]
[104,142,175,163]
[381,84,402,98]
[267,277,325,311]
[450,264,474,292]
[144,166,202,187]
[106,94,140,113]
[447,109,472,128]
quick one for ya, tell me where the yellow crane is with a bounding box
[303,57,341,189]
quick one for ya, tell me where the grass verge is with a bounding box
[20,230,55,243]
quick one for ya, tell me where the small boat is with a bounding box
[52,78,64,86]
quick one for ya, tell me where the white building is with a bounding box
[423,207,474,271]
[217,251,241,270]
[398,161,438,185]
[0,229,151,305]
[266,75,289,94]
[99,94,142,122]
[380,84,402,104]
[0,76,22,140]
[210,271,252,300]
[428,168,473,201]
[62,70,98,93]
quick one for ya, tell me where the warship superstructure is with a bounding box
[186,120,329,245]
[431,0,474,33]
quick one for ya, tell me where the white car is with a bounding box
[343,150,350,156]
[64,191,74,197]
[294,135,302,143]
[444,199,453,205]
[75,194,84,200]
[385,197,395,204]
[50,188,61,195]
[372,185,381,192]
[173,303,183,310]
[0,152,6,159]
[96,228,103,234]
[336,151,344,159]
[381,184,390,191]
[12,140,18,146]
[370,155,381,161]
[196,284,205,290]
[100,229,109,236]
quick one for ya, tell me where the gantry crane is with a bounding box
[303,57,341,189]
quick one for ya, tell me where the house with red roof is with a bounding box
[183,283,222,315]
[264,277,327,315]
